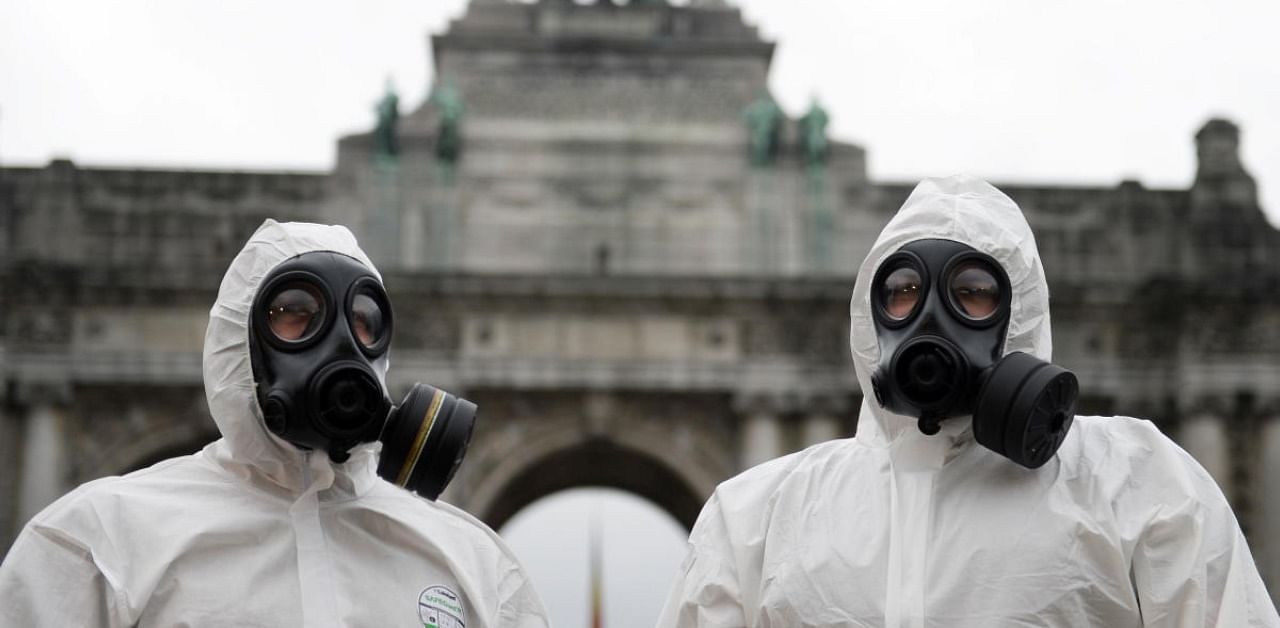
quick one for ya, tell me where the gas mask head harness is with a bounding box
[868,238,1078,468]
[248,250,475,499]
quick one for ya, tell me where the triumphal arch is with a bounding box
[3,0,1278,602]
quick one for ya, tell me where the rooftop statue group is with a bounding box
[745,91,830,169]
[373,80,464,167]
[378,83,816,171]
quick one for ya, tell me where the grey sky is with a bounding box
[3,1,1278,624]
[2,0,1278,225]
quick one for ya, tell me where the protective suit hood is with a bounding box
[203,219,385,494]
[849,174,1052,448]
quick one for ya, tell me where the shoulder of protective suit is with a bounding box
[1062,414,1185,464]
[715,438,859,504]
[363,479,521,554]
[26,476,119,533]
[1057,414,1217,499]
[20,453,208,546]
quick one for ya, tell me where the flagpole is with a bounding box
[589,503,603,628]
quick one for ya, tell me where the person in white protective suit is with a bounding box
[657,175,1280,627]
[0,220,551,627]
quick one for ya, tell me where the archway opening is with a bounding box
[482,436,704,532]
[483,438,705,627]
[501,487,689,628]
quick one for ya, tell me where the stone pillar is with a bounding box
[736,393,783,470]
[1178,410,1233,499]
[801,412,840,448]
[1259,410,1280,607]
[402,204,424,269]
[364,158,404,270]
[15,383,73,530]
[0,397,23,550]
[800,395,849,448]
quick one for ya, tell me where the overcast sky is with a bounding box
[2,0,1278,225]
[3,1,1279,625]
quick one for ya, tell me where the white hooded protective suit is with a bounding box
[656,176,1279,627]
[0,220,551,627]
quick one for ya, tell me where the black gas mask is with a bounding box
[868,239,1078,469]
[248,251,475,500]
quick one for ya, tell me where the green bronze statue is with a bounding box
[744,91,783,167]
[799,99,829,167]
[373,80,400,159]
[432,81,464,165]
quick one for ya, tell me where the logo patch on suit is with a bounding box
[418,585,466,628]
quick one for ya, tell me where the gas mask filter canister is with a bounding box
[868,239,1078,468]
[248,251,475,499]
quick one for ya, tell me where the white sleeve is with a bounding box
[1126,425,1280,627]
[655,494,750,628]
[495,559,553,628]
[0,522,129,627]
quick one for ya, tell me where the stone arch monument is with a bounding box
[2,0,1279,606]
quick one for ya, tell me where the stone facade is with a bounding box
[2,0,1278,603]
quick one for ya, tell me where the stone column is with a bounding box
[402,204,425,269]
[736,393,783,470]
[800,395,848,448]
[16,384,72,529]
[368,159,403,269]
[1177,408,1233,500]
[0,397,23,550]
[1259,409,1280,607]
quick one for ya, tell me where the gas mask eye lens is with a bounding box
[350,292,386,348]
[880,267,923,320]
[266,284,326,342]
[949,263,1001,320]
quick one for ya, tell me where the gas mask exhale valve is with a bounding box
[868,239,1078,468]
[249,251,475,499]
